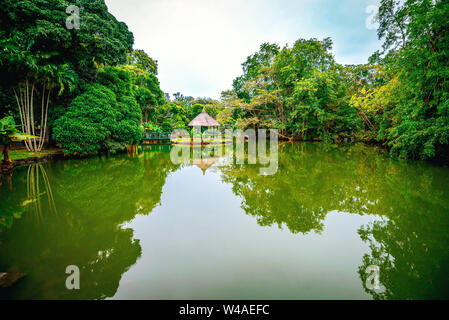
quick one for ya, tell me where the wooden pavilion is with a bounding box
[188,108,220,129]
[188,108,220,143]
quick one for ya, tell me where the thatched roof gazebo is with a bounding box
[188,108,220,144]
[188,108,220,128]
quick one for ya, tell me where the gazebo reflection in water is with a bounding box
[192,157,218,175]
[187,107,221,174]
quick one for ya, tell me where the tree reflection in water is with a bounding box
[1,142,448,299]
[0,147,178,299]
[26,163,57,220]
[219,142,449,299]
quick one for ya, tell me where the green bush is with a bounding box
[142,122,162,132]
[53,69,142,155]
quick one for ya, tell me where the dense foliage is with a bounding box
[0,0,141,156]
[53,67,142,154]
[224,0,449,161]
[1,0,448,162]
[0,0,133,81]
[219,142,449,299]
[0,0,224,153]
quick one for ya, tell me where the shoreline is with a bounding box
[0,150,66,175]
[2,139,446,175]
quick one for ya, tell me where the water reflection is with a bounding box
[0,148,178,299]
[218,142,449,299]
[358,211,449,299]
[25,163,57,220]
[1,142,449,299]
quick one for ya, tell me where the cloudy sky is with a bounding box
[104,0,382,99]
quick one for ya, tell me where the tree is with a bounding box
[127,49,158,75]
[0,0,134,151]
[377,0,409,52]
[229,38,357,140]
[233,43,280,101]
[53,67,142,155]
[216,107,233,128]
[173,92,194,106]
[0,39,77,152]
[375,0,449,160]
[0,116,36,164]
[120,64,165,122]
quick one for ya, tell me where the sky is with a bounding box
[104,0,382,99]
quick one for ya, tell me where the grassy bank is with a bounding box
[1,147,62,162]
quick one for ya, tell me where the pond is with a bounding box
[1,142,449,300]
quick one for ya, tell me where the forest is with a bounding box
[1,0,448,161]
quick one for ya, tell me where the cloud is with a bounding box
[105,0,381,99]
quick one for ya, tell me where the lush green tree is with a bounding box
[172,92,194,106]
[230,38,359,141]
[285,68,361,142]
[349,74,400,142]
[120,65,165,122]
[227,2,449,162]
[233,68,282,130]
[126,49,158,75]
[385,0,449,160]
[215,107,233,128]
[158,102,190,132]
[272,38,334,97]
[0,0,134,151]
[53,67,142,154]
[0,0,133,79]
[356,0,449,160]
[233,43,280,101]
[377,0,409,52]
[0,0,133,90]
[0,41,77,151]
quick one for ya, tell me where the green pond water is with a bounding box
[1,142,449,300]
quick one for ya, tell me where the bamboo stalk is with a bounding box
[23,85,32,151]
[30,82,36,151]
[25,82,32,151]
[13,88,31,150]
[38,85,45,151]
[20,85,30,151]
[38,87,51,151]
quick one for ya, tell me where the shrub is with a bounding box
[53,80,142,155]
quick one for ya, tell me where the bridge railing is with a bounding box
[143,129,231,141]
[142,132,171,140]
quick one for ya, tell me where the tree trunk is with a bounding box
[14,82,52,152]
[2,143,11,164]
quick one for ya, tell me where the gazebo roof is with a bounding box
[188,108,220,127]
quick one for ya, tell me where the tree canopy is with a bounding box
[222,0,449,161]
[0,0,448,162]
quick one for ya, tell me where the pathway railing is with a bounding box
[142,132,171,141]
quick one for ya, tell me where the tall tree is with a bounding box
[377,0,449,159]
[0,0,134,151]
[233,43,280,101]
[127,49,158,75]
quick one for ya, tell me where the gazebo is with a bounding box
[188,108,220,142]
[188,108,220,128]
